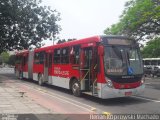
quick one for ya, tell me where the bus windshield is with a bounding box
[104,45,143,76]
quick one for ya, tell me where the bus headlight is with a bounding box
[141,76,145,85]
[141,79,144,84]
[107,79,113,88]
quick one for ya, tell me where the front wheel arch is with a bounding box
[71,79,81,97]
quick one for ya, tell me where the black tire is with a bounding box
[71,80,81,97]
[38,74,44,86]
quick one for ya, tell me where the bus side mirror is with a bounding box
[98,46,104,56]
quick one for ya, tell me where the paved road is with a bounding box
[0,68,160,119]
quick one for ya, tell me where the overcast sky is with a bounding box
[42,0,129,46]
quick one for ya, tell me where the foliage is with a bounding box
[7,55,16,65]
[0,56,2,65]
[0,52,10,63]
[0,0,61,54]
[104,0,160,41]
[141,37,160,58]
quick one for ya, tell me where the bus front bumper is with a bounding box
[98,83,145,99]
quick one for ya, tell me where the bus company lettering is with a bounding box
[54,67,69,76]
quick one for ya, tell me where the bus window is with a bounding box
[16,55,22,64]
[22,56,28,66]
[34,52,39,64]
[61,47,69,64]
[70,45,80,64]
[145,60,150,65]
[34,52,44,64]
[49,54,52,67]
[151,60,157,65]
[39,52,44,64]
[54,49,60,64]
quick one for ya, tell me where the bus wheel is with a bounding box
[72,80,81,97]
[38,74,44,86]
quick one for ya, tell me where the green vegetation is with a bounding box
[141,37,160,58]
[7,55,16,66]
[104,0,160,58]
[104,0,160,41]
[0,0,61,54]
[0,52,10,64]
[0,52,16,66]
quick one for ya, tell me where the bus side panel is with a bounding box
[49,64,80,89]
[33,64,44,81]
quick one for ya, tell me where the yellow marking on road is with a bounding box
[103,112,111,115]
[91,107,96,111]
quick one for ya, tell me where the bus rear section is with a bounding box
[15,50,33,79]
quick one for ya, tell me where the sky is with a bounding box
[42,0,129,46]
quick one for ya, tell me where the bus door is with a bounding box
[21,53,28,78]
[20,56,25,79]
[44,52,49,82]
[48,53,52,81]
[80,43,98,95]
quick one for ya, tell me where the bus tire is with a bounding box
[38,74,44,86]
[71,80,81,97]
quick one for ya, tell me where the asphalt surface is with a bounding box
[0,68,160,119]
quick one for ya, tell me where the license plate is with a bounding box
[125,91,132,96]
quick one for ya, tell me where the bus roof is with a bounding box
[34,35,101,52]
[16,35,133,53]
[16,50,29,56]
[34,35,132,52]
[143,58,160,60]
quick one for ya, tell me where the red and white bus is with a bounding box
[15,35,145,98]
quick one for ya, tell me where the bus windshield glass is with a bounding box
[104,45,143,76]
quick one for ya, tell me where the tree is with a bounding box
[0,52,10,64]
[0,56,2,65]
[7,55,16,65]
[141,37,160,58]
[104,0,160,41]
[0,0,61,54]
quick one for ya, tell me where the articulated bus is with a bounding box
[15,35,145,99]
